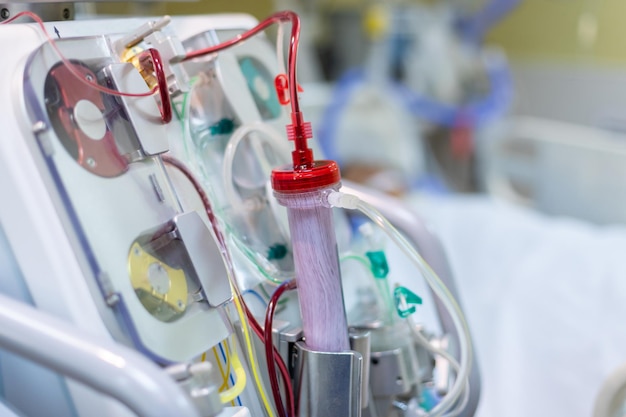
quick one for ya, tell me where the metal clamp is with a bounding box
[293,342,363,417]
[370,344,419,397]
[350,329,371,409]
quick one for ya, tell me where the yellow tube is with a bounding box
[230,283,276,416]
[212,346,229,391]
[218,337,247,404]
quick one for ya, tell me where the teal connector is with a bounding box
[420,387,441,411]
[209,118,235,136]
[365,250,389,279]
[267,243,288,260]
[364,250,395,323]
[394,286,422,318]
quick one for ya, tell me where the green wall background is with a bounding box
[486,0,626,65]
[97,0,626,65]
[96,1,273,20]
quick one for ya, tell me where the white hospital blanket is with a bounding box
[410,194,626,417]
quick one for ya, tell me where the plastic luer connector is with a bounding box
[271,111,341,192]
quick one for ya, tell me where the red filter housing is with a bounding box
[271,160,341,193]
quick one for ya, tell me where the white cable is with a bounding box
[410,322,460,375]
[445,385,470,417]
[222,122,291,211]
[407,316,469,417]
[327,190,472,417]
[401,289,467,416]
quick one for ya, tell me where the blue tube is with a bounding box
[394,55,513,127]
[218,342,242,406]
[242,289,268,308]
[316,68,365,164]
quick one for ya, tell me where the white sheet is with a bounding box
[410,194,626,417]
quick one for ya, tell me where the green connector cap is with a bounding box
[267,243,288,260]
[394,286,422,318]
[365,250,389,279]
[209,118,235,136]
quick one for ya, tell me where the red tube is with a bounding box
[162,155,297,415]
[264,281,297,417]
[243,299,296,417]
[2,11,159,99]
[183,11,315,169]
[139,48,172,123]
[183,11,300,115]
[161,155,225,248]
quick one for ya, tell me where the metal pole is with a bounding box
[0,293,200,417]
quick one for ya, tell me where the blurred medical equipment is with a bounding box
[0,3,477,417]
[310,0,513,193]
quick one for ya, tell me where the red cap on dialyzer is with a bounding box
[271,160,341,192]
[271,112,341,193]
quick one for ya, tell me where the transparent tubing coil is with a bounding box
[222,122,291,212]
[327,191,472,417]
[408,316,469,417]
[221,122,293,286]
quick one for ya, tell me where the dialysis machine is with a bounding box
[0,3,478,417]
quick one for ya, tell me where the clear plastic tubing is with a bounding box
[273,184,350,352]
[327,190,472,417]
